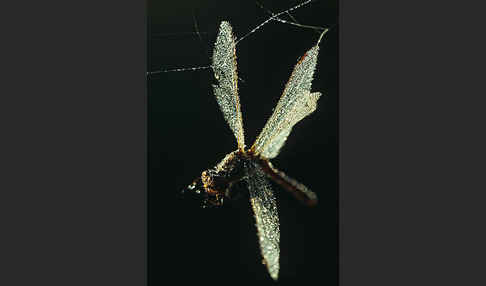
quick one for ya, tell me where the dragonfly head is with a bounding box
[181,174,224,208]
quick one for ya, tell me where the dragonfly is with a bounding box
[182,21,326,281]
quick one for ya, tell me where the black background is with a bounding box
[148,0,337,284]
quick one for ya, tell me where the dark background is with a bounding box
[148,0,337,284]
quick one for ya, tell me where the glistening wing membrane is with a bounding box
[251,44,322,159]
[212,21,245,150]
[245,161,280,280]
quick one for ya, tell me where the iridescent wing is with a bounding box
[245,161,280,280]
[212,21,245,151]
[250,42,322,159]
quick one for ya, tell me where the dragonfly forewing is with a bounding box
[251,44,322,159]
[212,21,245,150]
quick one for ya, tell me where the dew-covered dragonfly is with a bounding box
[182,21,325,281]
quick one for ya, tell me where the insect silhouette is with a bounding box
[182,21,325,280]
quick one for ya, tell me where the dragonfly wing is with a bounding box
[245,162,280,280]
[251,43,322,159]
[212,21,245,150]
